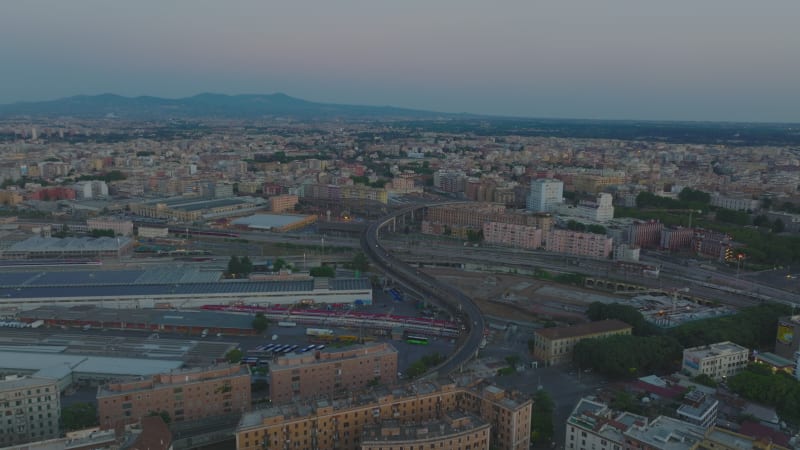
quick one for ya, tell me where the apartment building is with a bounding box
[545,230,613,259]
[629,220,663,249]
[269,194,299,213]
[709,193,760,212]
[532,320,633,366]
[360,412,490,450]
[691,229,734,261]
[482,222,542,250]
[268,343,398,404]
[558,193,615,223]
[0,189,24,206]
[623,415,706,450]
[27,187,76,201]
[572,174,626,194]
[526,178,564,213]
[660,227,694,252]
[0,376,60,446]
[565,397,647,450]
[97,364,250,429]
[236,379,532,450]
[86,218,134,236]
[676,390,718,429]
[73,180,109,199]
[697,426,791,450]
[434,170,467,193]
[682,341,749,380]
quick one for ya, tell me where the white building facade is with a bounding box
[682,341,749,380]
[527,178,564,213]
[0,376,60,446]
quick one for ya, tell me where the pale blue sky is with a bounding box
[1,1,798,122]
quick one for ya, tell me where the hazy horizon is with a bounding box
[2,1,799,123]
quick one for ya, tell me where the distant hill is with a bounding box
[0,93,457,120]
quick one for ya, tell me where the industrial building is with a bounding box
[128,196,267,222]
[0,349,182,386]
[235,378,532,450]
[1,236,134,259]
[231,213,316,232]
[0,268,372,311]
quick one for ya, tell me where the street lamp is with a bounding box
[736,253,744,277]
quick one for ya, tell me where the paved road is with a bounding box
[361,206,485,376]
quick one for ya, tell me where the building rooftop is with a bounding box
[360,413,489,444]
[6,236,133,252]
[567,398,647,444]
[232,213,313,229]
[0,375,57,390]
[239,378,528,430]
[754,352,795,368]
[684,341,749,359]
[624,416,705,450]
[21,305,255,330]
[535,319,632,340]
[0,350,182,377]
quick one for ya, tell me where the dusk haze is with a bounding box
[2,0,799,122]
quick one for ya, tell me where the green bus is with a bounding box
[406,335,429,345]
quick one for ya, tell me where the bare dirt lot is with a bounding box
[425,267,624,324]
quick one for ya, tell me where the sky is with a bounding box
[1,1,799,122]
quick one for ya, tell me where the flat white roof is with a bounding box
[0,350,181,377]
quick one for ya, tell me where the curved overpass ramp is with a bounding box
[361,205,485,376]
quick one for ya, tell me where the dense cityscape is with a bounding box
[0,106,797,450]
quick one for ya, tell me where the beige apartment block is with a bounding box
[360,412,490,450]
[269,343,398,404]
[98,364,250,429]
[236,379,532,450]
[533,320,632,366]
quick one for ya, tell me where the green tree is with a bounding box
[692,374,718,388]
[272,258,288,271]
[351,252,369,272]
[772,219,785,233]
[585,302,653,336]
[530,390,555,444]
[573,335,683,379]
[669,303,790,349]
[90,229,116,238]
[678,187,711,205]
[753,214,770,227]
[61,402,98,431]
[225,348,243,364]
[240,256,253,275]
[586,224,607,235]
[252,313,269,333]
[310,265,336,277]
[227,256,242,276]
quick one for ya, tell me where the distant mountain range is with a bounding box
[0,93,459,120]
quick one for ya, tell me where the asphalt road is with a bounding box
[361,206,485,376]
